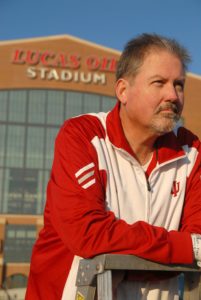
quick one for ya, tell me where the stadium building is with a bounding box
[0,35,200,297]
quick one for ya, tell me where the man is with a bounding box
[26,33,201,300]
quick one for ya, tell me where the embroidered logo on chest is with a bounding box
[171,180,180,197]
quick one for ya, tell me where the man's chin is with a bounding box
[151,120,177,136]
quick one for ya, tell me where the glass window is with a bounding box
[6,125,25,168]
[23,169,39,214]
[37,170,45,214]
[8,90,27,122]
[3,274,28,289]
[16,229,26,238]
[3,168,39,214]
[7,230,15,238]
[82,93,101,114]
[0,89,117,217]
[26,127,45,168]
[65,92,83,119]
[2,167,46,215]
[0,125,6,166]
[47,91,64,125]
[2,168,9,213]
[28,90,46,124]
[27,230,37,239]
[45,128,59,169]
[42,170,50,209]
[0,169,4,212]
[0,91,8,121]
[101,95,116,112]
[4,224,36,263]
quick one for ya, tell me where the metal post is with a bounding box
[97,270,113,300]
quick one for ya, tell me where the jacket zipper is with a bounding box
[146,179,151,192]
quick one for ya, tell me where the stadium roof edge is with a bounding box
[0,34,121,55]
[187,72,201,80]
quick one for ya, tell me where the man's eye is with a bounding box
[175,82,184,92]
[153,80,163,86]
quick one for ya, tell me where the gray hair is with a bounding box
[116,33,191,81]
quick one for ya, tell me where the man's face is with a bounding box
[118,50,185,136]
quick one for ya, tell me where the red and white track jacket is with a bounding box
[25,103,201,300]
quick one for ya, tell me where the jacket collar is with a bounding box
[106,102,186,165]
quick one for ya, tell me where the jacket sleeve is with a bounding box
[180,139,201,234]
[47,120,193,265]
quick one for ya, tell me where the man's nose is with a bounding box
[165,84,179,102]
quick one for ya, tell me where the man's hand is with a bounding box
[191,234,201,267]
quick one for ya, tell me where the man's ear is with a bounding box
[115,78,128,105]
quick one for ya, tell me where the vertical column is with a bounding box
[97,270,113,300]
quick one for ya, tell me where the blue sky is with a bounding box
[1,0,201,75]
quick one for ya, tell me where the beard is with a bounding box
[150,102,181,135]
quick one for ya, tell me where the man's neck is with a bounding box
[124,130,156,166]
[120,109,158,166]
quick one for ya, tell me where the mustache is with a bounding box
[155,103,180,114]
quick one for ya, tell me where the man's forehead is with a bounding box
[142,50,182,65]
[137,51,185,77]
